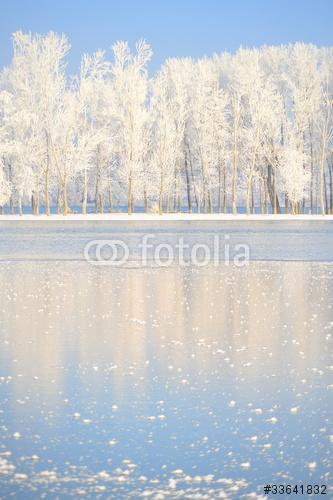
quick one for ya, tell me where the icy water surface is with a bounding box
[0,261,332,498]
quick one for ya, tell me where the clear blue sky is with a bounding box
[1,0,332,74]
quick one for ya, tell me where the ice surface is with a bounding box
[0,260,332,497]
[0,219,333,261]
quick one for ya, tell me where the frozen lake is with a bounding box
[0,222,332,497]
[1,218,333,261]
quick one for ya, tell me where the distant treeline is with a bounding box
[0,33,332,215]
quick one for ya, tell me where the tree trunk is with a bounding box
[177,176,181,213]
[143,186,148,213]
[218,165,222,213]
[246,177,252,215]
[166,193,170,213]
[57,190,61,215]
[128,172,133,215]
[251,181,255,214]
[309,124,314,214]
[173,168,177,213]
[264,181,268,214]
[319,120,329,215]
[95,151,101,214]
[223,164,227,213]
[10,195,14,215]
[267,164,281,214]
[273,167,277,215]
[184,157,192,213]
[45,167,50,216]
[45,134,51,216]
[109,180,113,214]
[173,190,177,213]
[246,130,260,215]
[63,175,68,215]
[159,173,164,215]
[82,167,88,215]
[208,190,213,214]
[18,196,22,216]
[195,190,200,214]
[324,169,328,215]
[232,147,237,214]
[34,176,40,215]
[329,162,333,214]
[285,194,289,214]
[203,193,207,214]
[189,153,199,213]
[35,193,39,215]
[231,100,239,215]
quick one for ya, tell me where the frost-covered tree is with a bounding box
[317,48,333,215]
[239,49,280,214]
[111,40,152,214]
[279,142,310,213]
[7,31,70,214]
[0,32,332,215]
[76,51,111,214]
[189,58,228,213]
[152,68,184,213]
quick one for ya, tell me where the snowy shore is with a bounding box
[1,213,333,221]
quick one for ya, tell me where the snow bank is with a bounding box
[1,213,333,221]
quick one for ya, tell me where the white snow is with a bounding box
[0,213,333,221]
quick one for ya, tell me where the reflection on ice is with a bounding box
[0,262,332,497]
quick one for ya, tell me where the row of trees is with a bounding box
[0,32,332,215]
